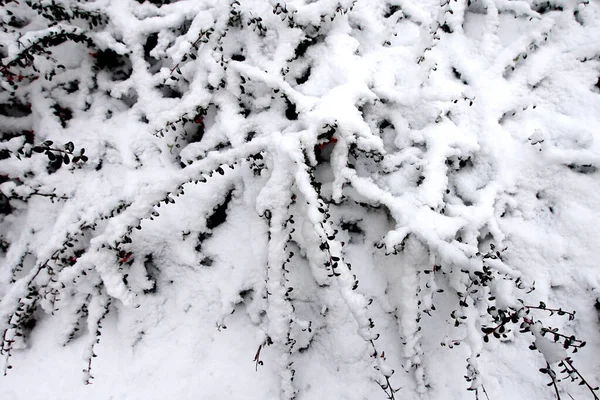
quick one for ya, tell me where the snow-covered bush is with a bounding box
[1,0,600,399]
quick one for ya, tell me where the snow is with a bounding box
[1,0,600,399]
[532,323,568,365]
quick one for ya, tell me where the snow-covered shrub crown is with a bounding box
[1,0,599,399]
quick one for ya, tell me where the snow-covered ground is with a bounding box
[1,0,599,399]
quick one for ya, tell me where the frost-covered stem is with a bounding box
[264,203,296,399]
[464,304,484,390]
[291,154,397,394]
[60,294,91,346]
[25,191,69,201]
[0,26,93,75]
[478,385,490,400]
[539,329,586,349]
[8,249,30,284]
[394,262,426,391]
[1,259,51,335]
[525,306,576,320]
[562,358,599,400]
[82,292,110,385]
[24,0,107,25]
[543,362,562,400]
[163,28,214,84]
[257,143,297,399]
[0,284,37,375]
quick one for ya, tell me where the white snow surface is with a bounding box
[0,0,599,399]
